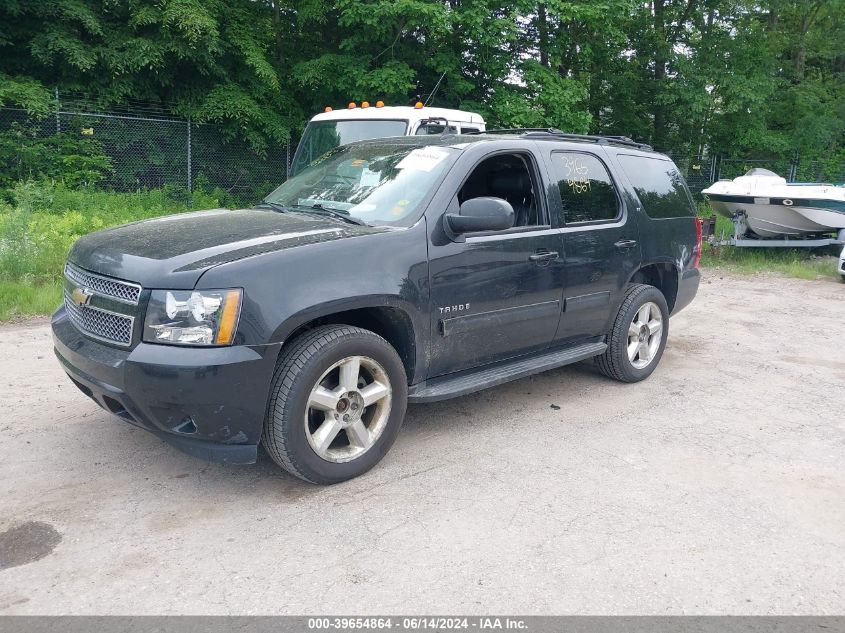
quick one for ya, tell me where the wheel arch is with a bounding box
[272,300,421,384]
[627,261,680,313]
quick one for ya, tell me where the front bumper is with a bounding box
[52,307,281,464]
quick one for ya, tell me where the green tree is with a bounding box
[0,0,841,173]
[0,0,295,151]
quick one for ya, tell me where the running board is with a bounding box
[408,341,606,403]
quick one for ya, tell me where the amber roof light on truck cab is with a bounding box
[325,100,392,112]
[324,100,386,111]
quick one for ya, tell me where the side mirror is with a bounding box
[445,197,515,236]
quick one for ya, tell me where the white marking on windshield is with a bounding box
[395,147,451,172]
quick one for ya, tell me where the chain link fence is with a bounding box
[0,96,291,206]
[659,153,718,198]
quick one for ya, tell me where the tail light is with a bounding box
[693,217,703,268]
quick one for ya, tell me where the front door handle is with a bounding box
[614,239,638,249]
[529,250,559,263]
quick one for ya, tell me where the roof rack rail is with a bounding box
[481,128,652,150]
[482,128,560,135]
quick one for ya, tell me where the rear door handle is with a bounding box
[529,250,559,262]
[614,239,638,249]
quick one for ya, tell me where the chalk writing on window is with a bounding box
[563,156,591,194]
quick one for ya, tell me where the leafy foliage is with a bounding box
[0,74,53,116]
[0,0,842,164]
[1,0,295,150]
[0,123,112,189]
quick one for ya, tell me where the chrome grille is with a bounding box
[63,262,141,347]
[63,290,135,346]
[65,262,141,305]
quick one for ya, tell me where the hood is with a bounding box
[69,208,389,289]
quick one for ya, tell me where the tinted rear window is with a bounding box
[618,155,695,218]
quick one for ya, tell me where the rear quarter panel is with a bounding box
[601,148,700,312]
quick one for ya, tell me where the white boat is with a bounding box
[702,168,845,238]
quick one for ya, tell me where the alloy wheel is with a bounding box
[627,301,663,370]
[304,355,392,463]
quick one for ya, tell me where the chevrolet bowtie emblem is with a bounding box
[71,286,93,307]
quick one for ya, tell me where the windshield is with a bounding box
[291,119,409,175]
[265,141,457,227]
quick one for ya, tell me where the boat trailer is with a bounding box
[707,213,845,248]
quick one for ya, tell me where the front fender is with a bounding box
[195,222,432,381]
[270,294,422,343]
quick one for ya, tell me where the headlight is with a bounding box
[143,289,242,346]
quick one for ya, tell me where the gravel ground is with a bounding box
[0,271,843,615]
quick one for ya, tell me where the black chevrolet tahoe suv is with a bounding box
[52,130,702,484]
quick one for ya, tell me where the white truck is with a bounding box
[290,102,486,176]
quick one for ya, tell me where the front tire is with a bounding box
[596,284,669,383]
[262,325,407,484]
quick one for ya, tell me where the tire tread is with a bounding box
[261,325,392,483]
[596,284,664,382]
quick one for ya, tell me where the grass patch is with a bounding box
[701,247,840,280]
[698,205,842,281]
[0,280,62,321]
[0,181,225,321]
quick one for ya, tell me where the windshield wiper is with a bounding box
[292,203,369,226]
[255,201,291,214]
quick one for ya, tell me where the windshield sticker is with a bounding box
[396,147,450,172]
[389,199,410,216]
[563,155,591,193]
[360,167,381,187]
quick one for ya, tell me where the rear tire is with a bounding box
[596,284,669,383]
[262,325,407,484]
